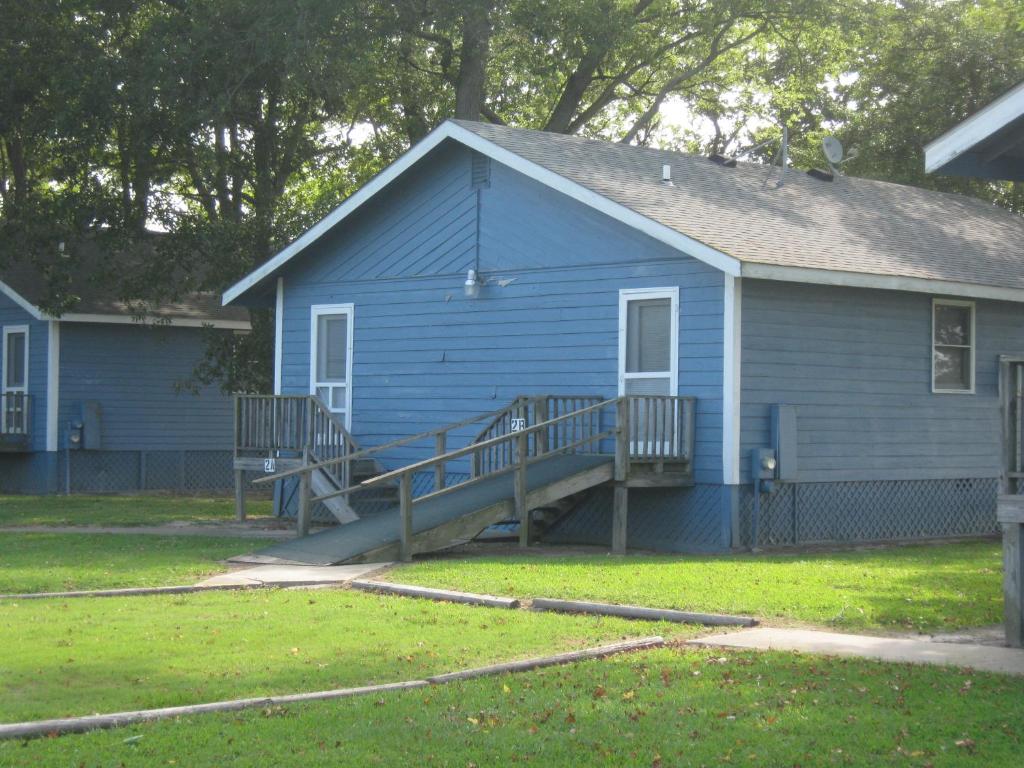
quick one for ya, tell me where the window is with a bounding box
[2,326,29,434]
[310,304,354,427]
[932,300,974,393]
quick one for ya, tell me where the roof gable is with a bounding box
[225,119,1024,306]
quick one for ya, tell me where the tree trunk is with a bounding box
[453,2,493,121]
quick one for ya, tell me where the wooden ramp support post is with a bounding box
[400,472,413,562]
[997,495,1024,647]
[296,451,312,537]
[613,397,630,555]
[234,469,246,522]
[515,430,530,547]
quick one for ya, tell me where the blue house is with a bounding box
[223,120,1024,560]
[1,256,250,495]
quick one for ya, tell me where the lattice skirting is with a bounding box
[61,449,264,495]
[738,477,1000,549]
[545,484,728,553]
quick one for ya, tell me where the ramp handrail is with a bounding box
[318,397,617,560]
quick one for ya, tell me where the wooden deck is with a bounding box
[234,453,615,566]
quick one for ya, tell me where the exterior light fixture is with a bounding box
[464,268,481,298]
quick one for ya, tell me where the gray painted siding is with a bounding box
[57,323,234,451]
[0,291,48,451]
[740,279,1024,483]
[279,144,726,484]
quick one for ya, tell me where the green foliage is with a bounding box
[391,541,1004,632]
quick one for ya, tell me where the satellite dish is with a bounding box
[822,136,844,165]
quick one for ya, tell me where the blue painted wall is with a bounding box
[0,293,55,492]
[0,291,50,450]
[277,141,726,486]
[57,323,235,452]
[740,279,1024,483]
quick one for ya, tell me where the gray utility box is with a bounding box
[82,400,102,450]
[770,404,798,482]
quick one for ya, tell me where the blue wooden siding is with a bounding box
[0,291,49,451]
[740,279,1024,483]
[57,323,234,451]
[278,142,726,484]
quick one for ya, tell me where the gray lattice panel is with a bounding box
[183,451,235,491]
[545,484,727,553]
[66,451,141,493]
[140,451,185,490]
[738,478,999,548]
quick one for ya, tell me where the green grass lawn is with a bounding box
[0,494,273,527]
[389,541,1003,633]
[6,646,1022,767]
[0,589,690,722]
[0,533,253,593]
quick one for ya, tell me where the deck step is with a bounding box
[310,468,359,524]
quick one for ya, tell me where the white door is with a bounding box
[2,326,28,434]
[310,304,354,429]
[618,288,678,455]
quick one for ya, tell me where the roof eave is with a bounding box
[924,81,1024,175]
[743,263,1024,304]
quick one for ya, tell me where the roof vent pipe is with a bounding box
[662,164,674,186]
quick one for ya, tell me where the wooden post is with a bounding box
[234,469,246,522]
[515,431,529,547]
[434,432,446,492]
[400,472,413,562]
[612,484,629,554]
[997,495,1024,647]
[614,397,630,482]
[535,397,549,455]
[296,451,311,537]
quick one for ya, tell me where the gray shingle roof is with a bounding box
[2,250,249,325]
[454,120,1024,292]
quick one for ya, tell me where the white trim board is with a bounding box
[274,277,284,395]
[924,81,1024,174]
[740,263,1024,304]
[57,313,251,330]
[0,280,44,320]
[722,276,741,485]
[46,321,60,451]
[221,121,742,305]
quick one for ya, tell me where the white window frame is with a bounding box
[931,298,975,395]
[618,287,679,396]
[309,303,354,429]
[2,325,29,434]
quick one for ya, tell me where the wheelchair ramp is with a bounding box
[234,453,614,566]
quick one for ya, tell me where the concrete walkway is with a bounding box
[691,628,1024,676]
[197,562,392,588]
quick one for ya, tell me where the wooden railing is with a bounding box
[254,394,697,553]
[1,392,31,436]
[472,395,605,476]
[623,395,696,461]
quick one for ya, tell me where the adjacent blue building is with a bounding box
[1,258,250,494]
[224,120,1024,552]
